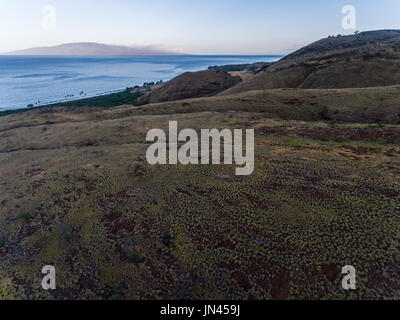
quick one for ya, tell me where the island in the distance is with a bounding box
[1,42,183,56]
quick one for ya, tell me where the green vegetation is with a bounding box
[0,90,145,118]
[19,213,32,222]
[208,62,273,73]
[49,89,144,109]
[62,234,71,242]
[127,252,142,265]
[0,107,35,118]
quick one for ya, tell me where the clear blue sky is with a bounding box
[1,0,399,54]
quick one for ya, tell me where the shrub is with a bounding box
[62,234,71,242]
[127,252,142,265]
[85,140,96,147]
[319,107,332,121]
[20,213,32,222]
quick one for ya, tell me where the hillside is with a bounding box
[1,84,400,299]
[3,42,181,56]
[137,70,241,104]
[222,30,400,94]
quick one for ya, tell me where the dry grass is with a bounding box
[222,30,400,94]
[0,88,400,299]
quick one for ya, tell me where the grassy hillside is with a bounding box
[1,84,400,299]
[222,30,400,94]
[122,86,400,124]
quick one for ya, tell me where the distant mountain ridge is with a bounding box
[2,42,183,56]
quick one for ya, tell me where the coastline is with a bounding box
[0,59,278,117]
[0,87,135,117]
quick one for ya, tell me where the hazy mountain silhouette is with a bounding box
[3,42,183,56]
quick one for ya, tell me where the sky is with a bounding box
[0,0,399,54]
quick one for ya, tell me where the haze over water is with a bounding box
[0,55,281,111]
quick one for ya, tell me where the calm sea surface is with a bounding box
[0,55,281,111]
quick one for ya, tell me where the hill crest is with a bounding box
[221,30,400,94]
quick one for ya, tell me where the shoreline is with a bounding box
[0,60,278,117]
[0,81,168,117]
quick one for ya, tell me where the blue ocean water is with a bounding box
[0,55,281,111]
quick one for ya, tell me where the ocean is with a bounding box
[0,55,281,111]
